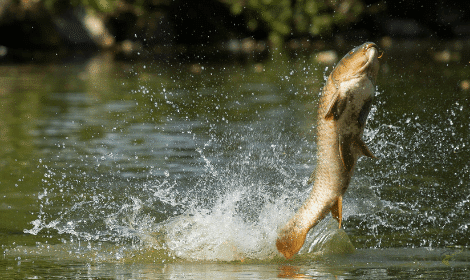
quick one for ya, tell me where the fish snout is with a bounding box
[365,43,379,59]
[365,42,377,50]
[365,42,384,60]
[363,43,381,81]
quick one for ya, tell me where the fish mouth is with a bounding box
[368,43,384,59]
[359,43,380,80]
[364,43,379,63]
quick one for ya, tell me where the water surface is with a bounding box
[1,47,470,278]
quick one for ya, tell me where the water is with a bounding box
[1,47,470,278]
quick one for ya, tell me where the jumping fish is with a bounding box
[276,42,381,259]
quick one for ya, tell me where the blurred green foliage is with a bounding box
[44,0,120,13]
[42,0,364,47]
[222,0,364,47]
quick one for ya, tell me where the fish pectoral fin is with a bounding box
[339,135,355,173]
[324,88,348,120]
[325,88,348,120]
[354,137,375,158]
[330,196,343,229]
[324,90,340,120]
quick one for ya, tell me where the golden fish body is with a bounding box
[276,42,381,259]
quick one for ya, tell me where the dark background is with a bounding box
[0,0,469,62]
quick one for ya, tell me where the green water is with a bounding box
[1,45,470,278]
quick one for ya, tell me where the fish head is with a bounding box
[323,42,381,122]
[331,42,380,85]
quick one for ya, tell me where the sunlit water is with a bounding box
[1,48,470,278]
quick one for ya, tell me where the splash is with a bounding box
[22,128,357,262]
[154,138,309,261]
[152,145,355,261]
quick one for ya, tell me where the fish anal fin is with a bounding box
[307,175,314,185]
[339,135,355,173]
[354,137,375,158]
[330,196,343,229]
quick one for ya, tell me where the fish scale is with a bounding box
[276,42,381,259]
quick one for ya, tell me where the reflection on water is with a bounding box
[1,49,470,278]
[2,247,469,278]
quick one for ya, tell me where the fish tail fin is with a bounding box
[276,226,308,259]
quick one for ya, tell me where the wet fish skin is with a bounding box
[276,42,380,259]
